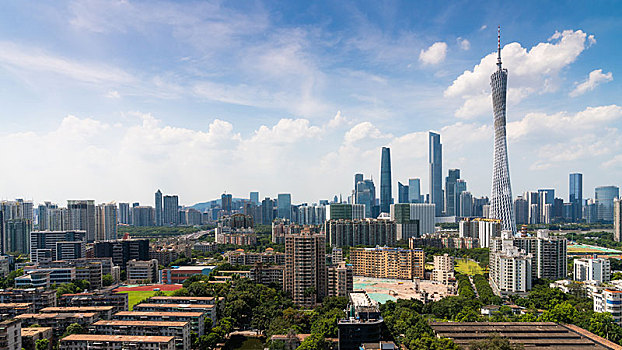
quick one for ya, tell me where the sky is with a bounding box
[0,0,620,207]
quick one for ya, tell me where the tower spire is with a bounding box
[497,25,502,69]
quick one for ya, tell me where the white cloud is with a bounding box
[343,122,391,145]
[479,25,487,31]
[457,37,471,50]
[106,90,121,98]
[419,42,448,65]
[0,41,133,84]
[569,69,613,97]
[445,30,593,119]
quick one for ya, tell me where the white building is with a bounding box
[490,232,532,297]
[574,258,611,283]
[432,254,454,284]
[459,218,501,248]
[594,289,622,325]
[127,259,159,284]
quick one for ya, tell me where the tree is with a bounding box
[587,312,622,343]
[102,274,114,287]
[538,301,578,324]
[64,323,87,336]
[297,333,327,350]
[35,339,49,350]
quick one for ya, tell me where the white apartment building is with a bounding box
[574,257,611,283]
[432,254,454,284]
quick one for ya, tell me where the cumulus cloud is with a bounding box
[445,30,593,119]
[457,37,471,50]
[569,69,613,97]
[419,42,448,65]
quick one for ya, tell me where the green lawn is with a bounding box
[455,258,483,275]
[118,290,176,310]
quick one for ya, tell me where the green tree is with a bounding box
[63,323,87,336]
[35,339,49,350]
[587,312,622,343]
[102,274,114,287]
[297,333,326,350]
[538,301,578,324]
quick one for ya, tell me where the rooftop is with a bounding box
[149,296,221,301]
[114,311,205,317]
[41,306,114,312]
[134,303,215,309]
[93,320,188,327]
[61,334,175,343]
[0,303,32,308]
[16,313,97,319]
[21,327,53,336]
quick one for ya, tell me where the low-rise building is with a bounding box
[59,334,175,350]
[594,289,622,325]
[192,242,218,254]
[127,259,159,284]
[0,319,21,350]
[225,249,285,266]
[21,327,52,350]
[58,291,128,313]
[146,296,221,305]
[22,267,76,286]
[132,304,216,322]
[91,320,190,350]
[349,247,425,280]
[0,303,34,317]
[161,266,214,284]
[250,263,284,287]
[40,306,114,320]
[338,292,383,350]
[114,311,206,336]
[16,313,97,337]
[15,272,51,289]
[574,257,611,284]
[0,289,56,312]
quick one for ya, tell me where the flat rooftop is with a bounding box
[134,303,215,309]
[93,320,188,327]
[115,311,205,317]
[16,313,97,319]
[429,322,621,349]
[41,306,114,312]
[349,292,378,308]
[0,303,32,308]
[61,334,174,343]
[21,327,52,336]
[149,296,222,301]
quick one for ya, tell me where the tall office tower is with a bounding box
[250,192,259,205]
[459,191,473,217]
[67,200,96,242]
[538,189,555,223]
[163,195,179,226]
[380,147,392,214]
[16,199,34,222]
[96,203,118,241]
[118,203,130,225]
[595,186,619,223]
[569,173,583,222]
[429,132,443,216]
[37,204,47,231]
[408,178,422,203]
[614,199,621,242]
[355,178,376,218]
[489,28,516,235]
[3,219,31,254]
[221,193,232,215]
[132,206,155,226]
[397,182,409,203]
[277,193,292,220]
[261,197,274,225]
[444,169,460,216]
[154,190,163,226]
[284,228,327,308]
[514,196,529,225]
[354,174,363,191]
[472,197,489,217]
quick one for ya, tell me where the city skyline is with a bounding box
[0,1,619,205]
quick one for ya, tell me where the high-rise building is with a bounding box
[595,186,619,223]
[4,219,31,254]
[574,258,610,283]
[284,228,327,308]
[459,218,501,248]
[354,174,363,192]
[155,190,163,226]
[261,197,274,225]
[397,182,409,203]
[490,233,532,296]
[459,191,473,217]
[30,230,87,263]
[569,173,583,222]
[327,262,353,298]
[250,192,259,205]
[506,230,567,281]
[118,203,130,225]
[614,199,622,242]
[429,132,443,217]
[326,204,364,221]
[349,247,425,280]
[327,219,396,247]
[380,147,392,214]
[67,200,96,242]
[514,196,529,225]
[94,239,150,270]
[163,195,179,226]
[277,193,292,220]
[433,254,454,284]
[132,206,154,227]
[408,178,422,203]
[489,28,516,235]
[221,193,232,216]
[355,178,376,218]
[445,169,460,216]
[95,203,117,241]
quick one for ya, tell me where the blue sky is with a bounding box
[0,0,620,206]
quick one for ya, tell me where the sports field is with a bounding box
[114,284,183,310]
[455,258,483,275]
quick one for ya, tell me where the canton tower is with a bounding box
[490,26,516,235]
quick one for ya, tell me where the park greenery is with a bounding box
[569,231,622,250]
[0,269,23,289]
[117,225,213,238]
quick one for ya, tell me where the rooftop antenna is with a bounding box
[497,25,502,69]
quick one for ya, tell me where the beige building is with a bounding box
[114,311,206,337]
[91,320,190,350]
[284,228,327,308]
[127,259,159,284]
[327,262,353,297]
[432,254,454,284]
[59,334,175,350]
[132,304,216,323]
[21,327,52,350]
[0,319,21,350]
[615,198,621,242]
[350,247,425,280]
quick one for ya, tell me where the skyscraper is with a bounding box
[284,228,327,308]
[429,132,443,216]
[155,190,163,226]
[163,195,179,226]
[569,173,583,222]
[355,178,376,218]
[408,178,422,203]
[595,186,620,223]
[398,182,409,203]
[489,27,516,235]
[354,174,363,190]
[380,147,392,214]
[96,203,118,241]
[221,193,232,215]
[250,192,259,205]
[118,203,130,225]
[67,200,96,242]
[277,193,292,220]
[445,169,460,216]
